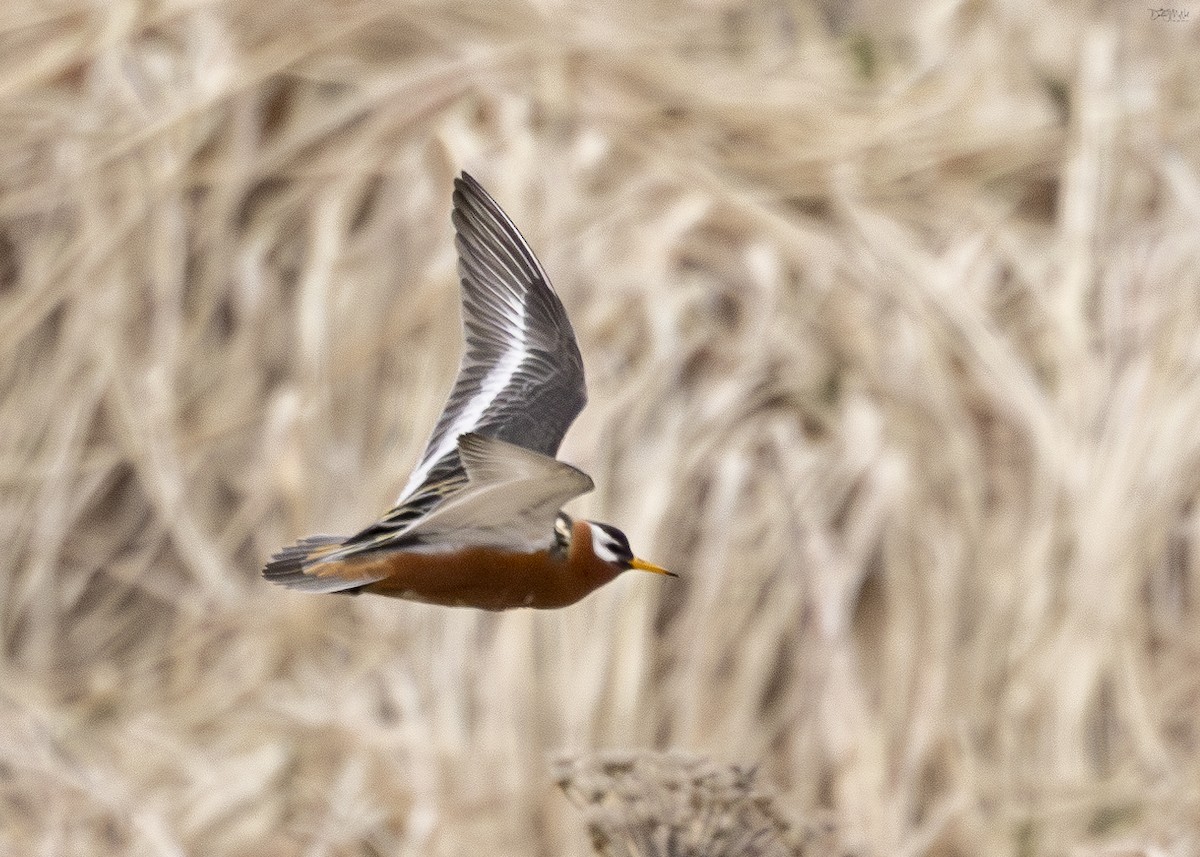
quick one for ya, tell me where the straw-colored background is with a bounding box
[3,1,1200,854]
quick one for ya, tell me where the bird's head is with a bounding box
[584,521,675,576]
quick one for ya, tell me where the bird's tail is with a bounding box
[262,535,356,593]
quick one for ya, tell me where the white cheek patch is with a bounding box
[587,523,628,565]
[593,538,618,564]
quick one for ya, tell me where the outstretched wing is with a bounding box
[406,172,587,497]
[346,172,588,544]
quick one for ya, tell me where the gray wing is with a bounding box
[402,173,587,499]
[398,433,594,552]
[341,173,586,548]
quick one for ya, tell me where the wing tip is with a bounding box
[453,171,489,211]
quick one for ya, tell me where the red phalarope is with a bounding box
[264,173,672,609]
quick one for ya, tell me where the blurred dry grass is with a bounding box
[2,0,1200,854]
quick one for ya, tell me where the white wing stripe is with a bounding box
[396,321,529,502]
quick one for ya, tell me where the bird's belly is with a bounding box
[348,546,579,610]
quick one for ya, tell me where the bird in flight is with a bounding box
[263,172,672,609]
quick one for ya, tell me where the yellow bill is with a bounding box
[630,557,677,577]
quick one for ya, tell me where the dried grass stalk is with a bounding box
[556,753,848,857]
